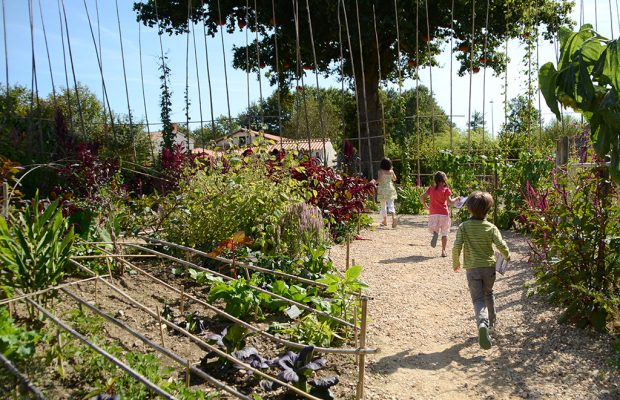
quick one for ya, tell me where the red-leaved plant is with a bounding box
[520,165,620,332]
[290,159,375,241]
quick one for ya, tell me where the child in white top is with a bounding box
[377,158,398,228]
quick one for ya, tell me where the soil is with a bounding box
[327,214,620,400]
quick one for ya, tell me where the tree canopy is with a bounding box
[134,0,574,177]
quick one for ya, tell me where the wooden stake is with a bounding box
[57,332,66,380]
[2,182,8,219]
[156,306,165,347]
[179,287,185,315]
[346,239,350,270]
[186,359,191,387]
[94,277,98,306]
[356,296,368,400]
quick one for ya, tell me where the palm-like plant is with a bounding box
[0,194,75,319]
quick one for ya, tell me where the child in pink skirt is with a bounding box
[420,171,459,257]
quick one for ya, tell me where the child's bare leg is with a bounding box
[441,236,448,256]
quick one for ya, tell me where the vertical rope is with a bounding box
[415,0,421,185]
[200,0,216,135]
[536,6,543,149]
[595,0,599,31]
[138,22,155,161]
[82,0,116,140]
[185,0,192,151]
[216,0,233,130]
[449,0,454,148]
[38,0,57,107]
[526,3,532,151]
[305,0,327,165]
[254,0,265,129]
[354,0,374,178]
[337,0,347,159]
[244,0,251,129]
[28,0,41,153]
[61,0,86,137]
[115,0,135,160]
[292,0,312,152]
[504,37,508,127]
[95,0,105,124]
[57,0,74,133]
[466,0,477,151]
[424,0,435,149]
[191,16,205,149]
[1,0,8,118]
[341,0,362,165]
[481,0,490,150]
[271,0,284,148]
[372,5,387,150]
[616,0,620,36]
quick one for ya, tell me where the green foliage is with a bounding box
[539,24,620,182]
[208,277,264,320]
[0,307,40,363]
[269,315,335,347]
[0,195,75,315]
[396,183,425,214]
[494,152,554,229]
[278,203,330,259]
[522,166,620,332]
[158,54,175,152]
[318,265,367,323]
[160,152,305,253]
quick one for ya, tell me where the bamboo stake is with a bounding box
[356,296,368,400]
[346,239,350,270]
[2,182,8,219]
[57,331,66,380]
[179,287,185,315]
[156,305,165,347]
[94,277,98,306]
[186,360,191,388]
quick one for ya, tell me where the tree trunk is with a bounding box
[354,68,384,179]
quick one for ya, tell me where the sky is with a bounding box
[0,0,613,136]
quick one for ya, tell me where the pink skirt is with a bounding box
[427,214,451,236]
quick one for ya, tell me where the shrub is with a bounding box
[278,202,330,258]
[160,152,305,253]
[290,159,375,242]
[0,194,75,318]
[522,165,620,332]
[397,183,425,214]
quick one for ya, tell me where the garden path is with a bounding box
[329,214,618,400]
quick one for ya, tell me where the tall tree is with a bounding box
[134,0,573,177]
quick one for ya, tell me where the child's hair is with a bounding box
[380,158,392,171]
[433,171,448,187]
[466,191,494,219]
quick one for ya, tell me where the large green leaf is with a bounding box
[576,54,596,111]
[538,62,561,119]
[592,39,620,90]
[558,25,597,70]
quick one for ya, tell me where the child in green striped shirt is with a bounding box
[452,191,510,350]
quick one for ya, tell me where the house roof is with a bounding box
[211,128,331,151]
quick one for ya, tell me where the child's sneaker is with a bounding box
[478,322,492,350]
[430,232,439,248]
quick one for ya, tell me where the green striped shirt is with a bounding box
[452,218,510,269]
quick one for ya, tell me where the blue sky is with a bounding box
[0,0,610,135]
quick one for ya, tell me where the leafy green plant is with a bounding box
[208,277,266,320]
[204,324,252,363]
[522,166,620,332]
[0,194,75,317]
[539,24,620,182]
[278,202,330,258]
[269,315,336,347]
[0,307,40,363]
[260,346,339,399]
[318,265,368,325]
[396,183,425,214]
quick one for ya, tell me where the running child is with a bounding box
[452,191,510,350]
[420,171,459,257]
[376,158,398,228]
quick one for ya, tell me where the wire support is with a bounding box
[0,353,47,400]
[68,260,326,400]
[23,295,177,400]
[0,275,108,306]
[60,287,251,400]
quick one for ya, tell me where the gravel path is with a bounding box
[329,214,619,400]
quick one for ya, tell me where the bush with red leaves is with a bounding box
[290,159,375,240]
